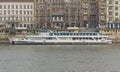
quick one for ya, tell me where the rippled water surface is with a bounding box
[0,44,120,72]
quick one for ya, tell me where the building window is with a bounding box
[24,11,26,15]
[8,17,10,21]
[115,12,118,16]
[109,0,112,4]
[16,5,18,9]
[0,17,2,21]
[16,10,18,14]
[4,10,6,15]
[83,16,87,20]
[27,5,29,9]
[115,1,118,4]
[8,5,10,9]
[115,7,118,10]
[20,5,22,9]
[20,17,22,21]
[20,10,22,15]
[27,11,29,15]
[24,24,26,27]
[31,17,32,21]
[115,18,119,21]
[31,5,33,9]
[108,11,112,15]
[91,9,95,14]
[108,6,113,10]
[29,17,30,22]
[16,17,18,21]
[16,24,18,27]
[24,5,26,9]
[4,5,6,9]
[12,5,14,9]
[24,17,26,21]
[8,10,10,15]
[12,10,14,14]
[12,16,14,21]
[22,17,24,21]
[0,5,2,9]
[27,17,29,21]
[31,11,32,15]
[36,0,38,2]
[20,24,22,27]
[0,11,2,15]
[108,17,112,21]
[31,24,33,27]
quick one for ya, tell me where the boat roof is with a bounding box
[40,29,100,34]
[53,32,99,34]
[53,32,100,34]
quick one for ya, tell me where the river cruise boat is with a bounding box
[9,30,112,45]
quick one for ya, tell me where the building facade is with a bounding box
[107,0,120,29]
[81,0,99,28]
[0,0,34,34]
[98,0,106,28]
[34,0,99,29]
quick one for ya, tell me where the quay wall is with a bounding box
[109,35,120,43]
[0,35,25,44]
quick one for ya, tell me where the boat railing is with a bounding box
[49,30,59,40]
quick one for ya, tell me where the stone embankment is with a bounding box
[109,35,120,43]
[0,35,25,44]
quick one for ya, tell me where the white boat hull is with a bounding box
[9,38,112,45]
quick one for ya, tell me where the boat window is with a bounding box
[67,33,69,35]
[74,33,76,35]
[83,38,85,40]
[55,33,57,35]
[90,38,93,40]
[61,33,62,35]
[86,33,88,35]
[80,33,82,35]
[47,37,52,40]
[63,33,66,35]
[95,38,98,40]
[86,38,88,40]
[57,33,59,35]
[50,33,53,36]
[93,33,96,35]
[84,33,86,35]
[79,38,82,40]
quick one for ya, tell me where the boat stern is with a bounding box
[8,38,20,44]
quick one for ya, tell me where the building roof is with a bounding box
[0,0,33,2]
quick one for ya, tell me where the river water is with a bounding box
[0,44,120,72]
